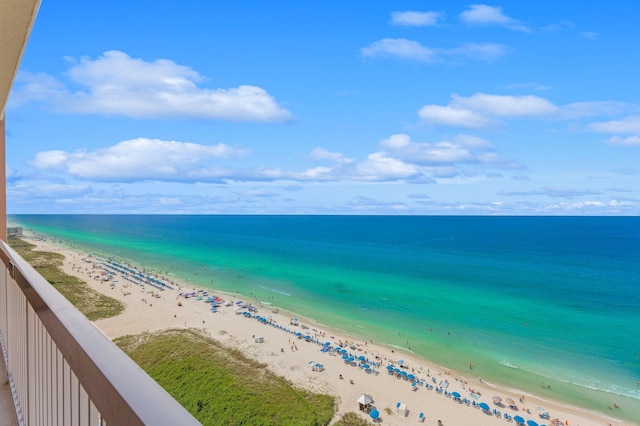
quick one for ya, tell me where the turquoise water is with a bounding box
[10,215,640,422]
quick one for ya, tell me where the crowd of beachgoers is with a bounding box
[25,233,628,426]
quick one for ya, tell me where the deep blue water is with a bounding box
[9,215,640,421]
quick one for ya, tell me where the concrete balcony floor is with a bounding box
[0,360,17,426]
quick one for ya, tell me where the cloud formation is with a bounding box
[361,39,507,63]
[27,133,518,185]
[498,187,601,199]
[459,4,530,32]
[11,51,292,122]
[30,138,250,181]
[419,93,558,128]
[390,11,444,27]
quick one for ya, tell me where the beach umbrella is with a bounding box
[386,365,394,371]
[492,396,502,405]
[357,394,373,405]
[397,359,404,365]
[478,402,490,411]
[513,415,525,425]
[324,341,331,346]
[505,397,515,405]
[369,409,379,420]
[361,364,370,370]
[407,374,415,381]
[452,392,461,399]
[527,421,538,426]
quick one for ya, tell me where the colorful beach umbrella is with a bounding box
[505,397,515,405]
[492,396,502,404]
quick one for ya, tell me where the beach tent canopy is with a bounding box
[357,394,373,405]
[396,402,407,416]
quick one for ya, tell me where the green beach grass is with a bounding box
[114,328,336,425]
[8,237,125,321]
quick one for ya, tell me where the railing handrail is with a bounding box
[0,240,200,425]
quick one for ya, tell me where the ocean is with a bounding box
[9,215,640,423]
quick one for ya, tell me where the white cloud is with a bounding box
[453,93,558,117]
[361,39,435,62]
[589,116,640,133]
[24,132,519,185]
[355,152,421,181]
[499,187,601,198]
[418,105,490,128]
[361,39,507,63]
[459,4,530,32]
[309,148,354,164]
[390,11,444,27]
[444,42,508,62]
[29,138,249,181]
[607,136,640,146]
[581,31,598,40]
[380,134,474,164]
[419,93,559,128]
[561,101,640,119]
[11,51,292,122]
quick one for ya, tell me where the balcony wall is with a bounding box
[0,241,200,425]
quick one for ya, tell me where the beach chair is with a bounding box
[418,412,425,422]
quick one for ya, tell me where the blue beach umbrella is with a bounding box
[324,341,331,346]
[370,409,379,420]
[407,374,415,381]
[526,421,538,426]
[452,391,461,398]
[361,364,370,370]
[478,402,490,411]
[514,415,525,425]
[397,359,404,365]
[386,365,394,371]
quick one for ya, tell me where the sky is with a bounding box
[6,0,640,215]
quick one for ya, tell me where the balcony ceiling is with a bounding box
[0,0,41,118]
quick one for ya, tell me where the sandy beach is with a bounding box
[26,235,629,426]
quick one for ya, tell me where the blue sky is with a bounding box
[6,1,640,214]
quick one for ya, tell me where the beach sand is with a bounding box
[26,235,629,426]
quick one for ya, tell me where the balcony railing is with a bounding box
[0,241,200,425]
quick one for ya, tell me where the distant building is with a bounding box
[7,226,23,238]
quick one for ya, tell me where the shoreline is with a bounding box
[17,232,631,426]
